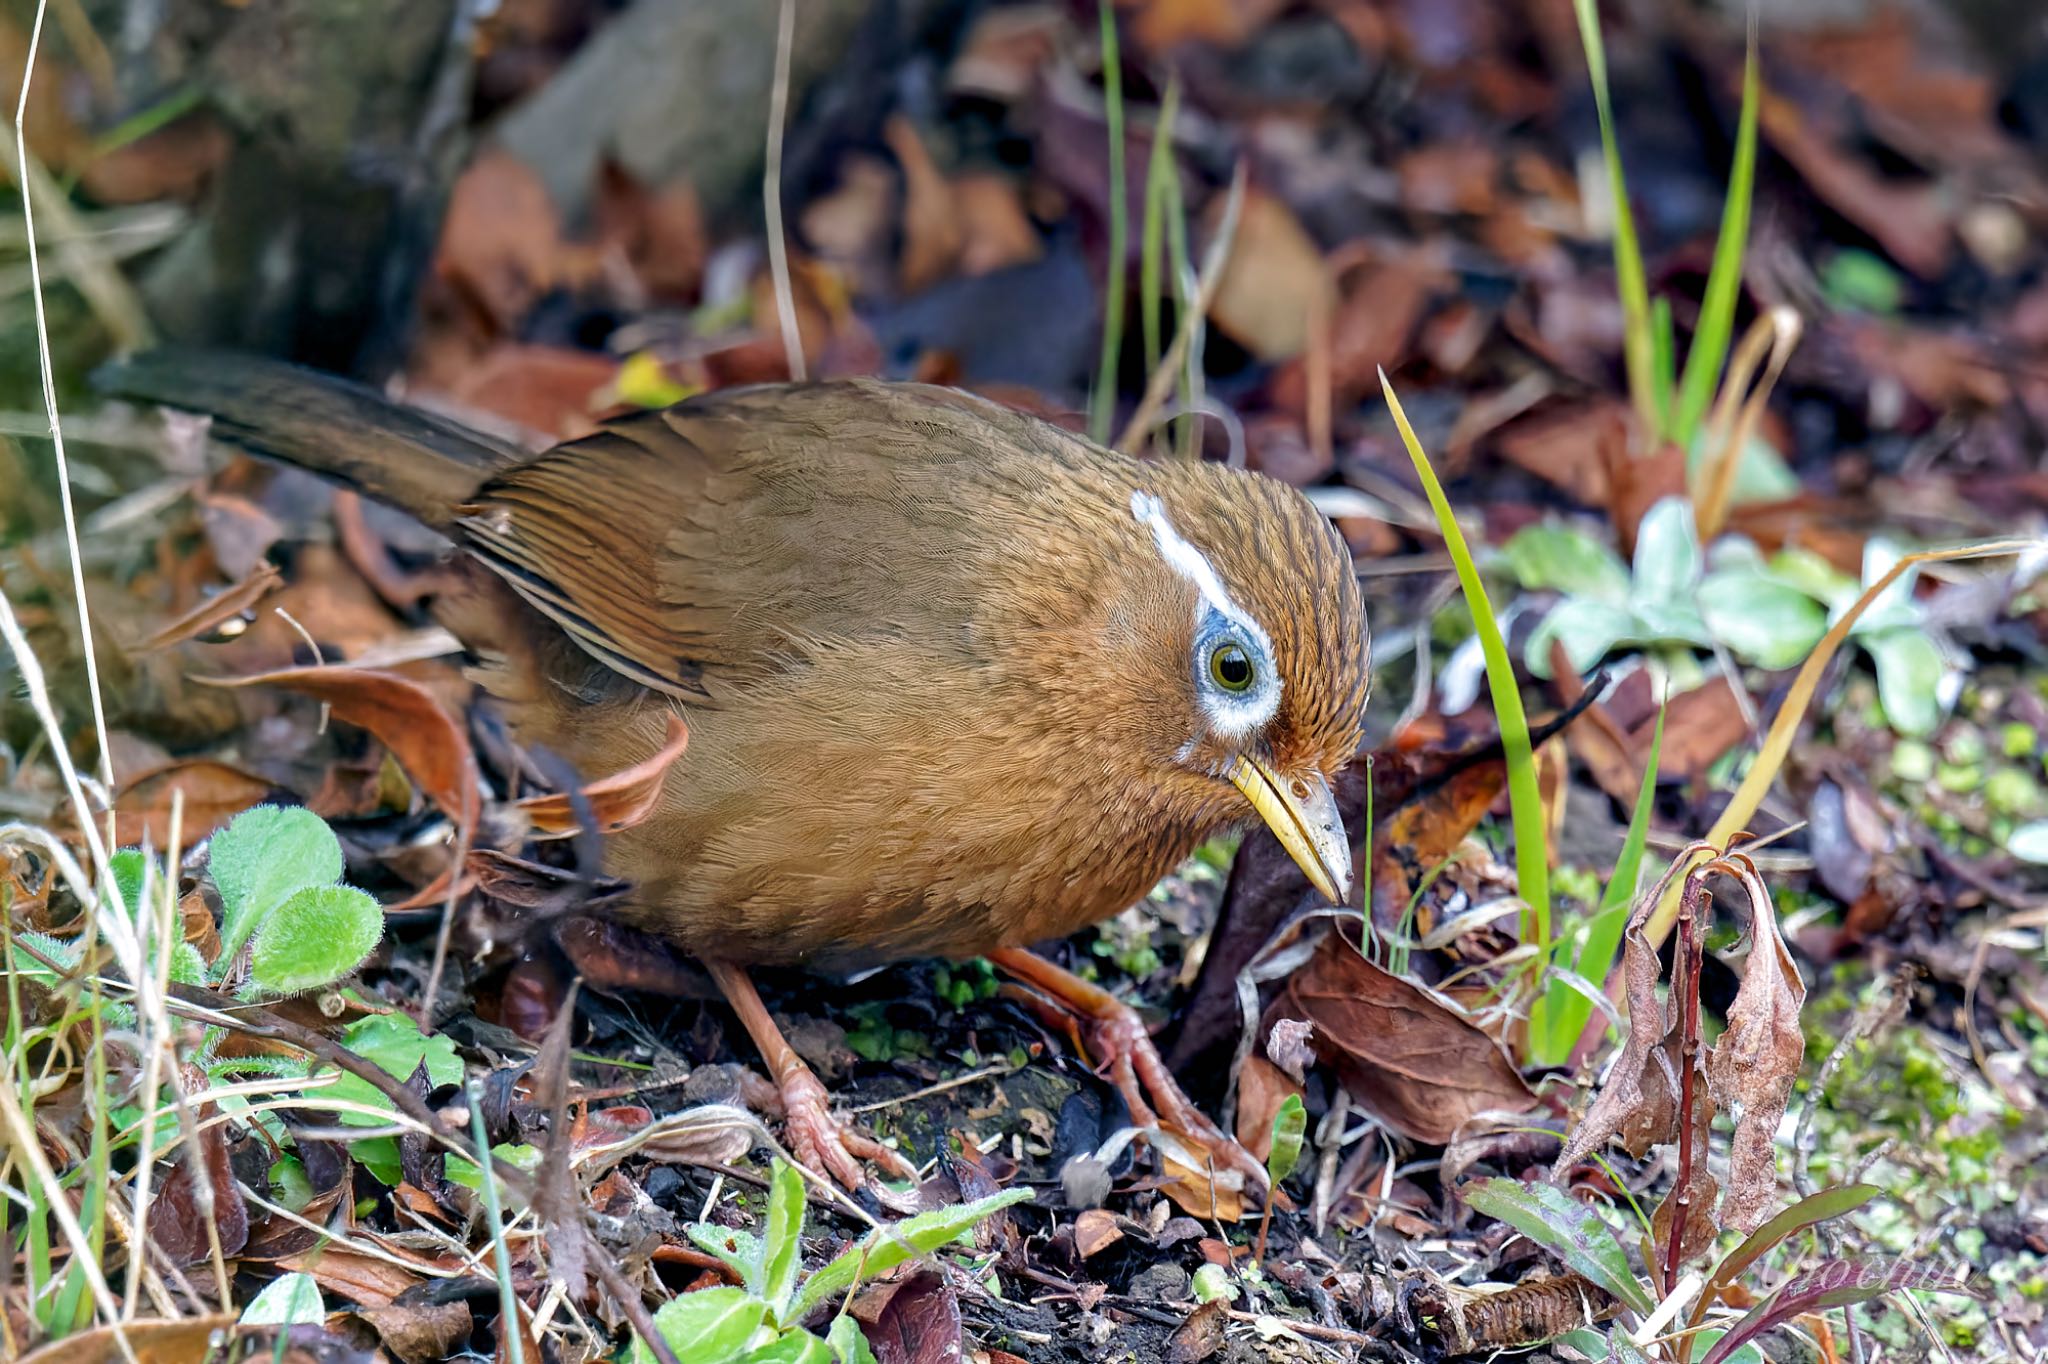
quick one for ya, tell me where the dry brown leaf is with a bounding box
[276,1246,434,1306]
[1705,858,1807,1232]
[113,760,283,848]
[1205,189,1331,362]
[517,712,690,836]
[351,1300,474,1364]
[1552,862,1701,1175]
[1396,143,1498,216]
[1652,679,1751,785]
[148,1084,248,1266]
[1284,934,1537,1144]
[1127,0,1291,52]
[435,149,572,330]
[887,116,965,294]
[1650,1094,1720,1268]
[1757,89,1949,279]
[442,343,621,441]
[1495,401,1631,508]
[1074,1207,1124,1259]
[202,664,480,837]
[18,1315,239,1364]
[1233,1054,1301,1162]
[1159,1137,1246,1222]
[953,172,1043,276]
[132,560,283,655]
[862,1271,965,1364]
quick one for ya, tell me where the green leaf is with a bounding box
[631,1287,771,1364]
[1383,379,1551,1017]
[1265,1094,1307,1187]
[1820,249,1903,315]
[1700,1258,1979,1364]
[1765,547,1859,609]
[1629,497,1702,609]
[1524,598,1638,679]
[746,1331,834,1364]
[2009,821,2048,865]
[240,1271,325,1327]
[447,1143,542,1192]
[324,1010,462,1131]
[1671,33,1759,448]
[106,848,155,920]
[689,1223,767,1297]
[1501,524,1631,603]
[1686,430,1799,509]
[1861,627,1947,737]
[1698,571,1829,669]
[1704,1185,1881,1302]
[825,1316,879,1364]
[209,805,343,962]
[1571,0,1655,429]
[1852,538,1921,632]
[247,885,384,995]
[788,1188,1032,1322]
[759,1158,808,1318]
[1462,1178,1653,1315]
[170,942,208,987]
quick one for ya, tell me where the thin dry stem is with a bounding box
[765,0,805,380]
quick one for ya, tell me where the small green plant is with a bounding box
[1252,1093,1307,1263]
[633,1158,1030,1364]
[1573,1,1759,454]
[1508,501,1955,736]
[207,804,384,995]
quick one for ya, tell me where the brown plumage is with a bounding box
[100,352,1371,1191]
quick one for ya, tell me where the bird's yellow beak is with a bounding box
[1229,757,1353,904]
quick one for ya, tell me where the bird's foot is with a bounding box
[1078,1004,1271,1197]
[773,1064,917,1193]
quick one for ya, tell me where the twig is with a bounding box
[1114,159,1247,453]
[764,0,804,380]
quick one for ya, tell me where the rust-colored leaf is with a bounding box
[862,1271,964,1364]
[1705,858,1807,1233]
[1073,1207,1124,1259]
[1205,189,1331,362]
[148,1083,249,1267]
[199,665,480,837]
[113,760,285,848]
[517,712,689,836]
[1232,1054,1300,1163]
[1283,934,1537,1145]
[352,1299,474,1364]
[19,1315,238,1364]
[132,560,283,655]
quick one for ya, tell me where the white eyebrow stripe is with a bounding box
[1129,491,1262,638]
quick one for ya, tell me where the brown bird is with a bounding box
[100,353,1370,1192]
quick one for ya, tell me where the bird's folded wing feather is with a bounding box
[453,381,1079,702]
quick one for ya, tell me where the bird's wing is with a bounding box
[455,380,1093,702]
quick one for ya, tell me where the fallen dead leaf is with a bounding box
[112,759,286,849]
[1126,0,1291,52]
[1205,188,1331,362]
[351,1298,474,1364]
[18,1315,239,1364]
[131,560,284,655]
[518,712,690,836]
[858,1270,965,1364]
[1233,1054,1301,1162]
[435,148,574,331]
[200,664,481,837]
[1283,934,1537,1144]
[1757,88,1950,279]
[1074,1207,1125,1259]
[888,115,966,294]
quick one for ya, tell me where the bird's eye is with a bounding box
[1209,643,1255,692]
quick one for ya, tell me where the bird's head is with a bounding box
[1115,472,1371,903]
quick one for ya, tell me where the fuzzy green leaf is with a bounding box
[689,1224,767,1297]
[746,1331,834,1364]
[1524,598,1638,679]
[759,1158,809,1319]
[1463,1178,1652,1314]
[826,1316,879,1364]
[1629,498,1703,609]
[209,805,342,962]
[789,1188,1032,1322]
[631,1287,771,1364]
[248,885,383,995]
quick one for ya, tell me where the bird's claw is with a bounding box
[775,1065,916,1193]
[1082,1007,1272,1198]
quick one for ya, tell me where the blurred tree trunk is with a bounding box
[112,0,476,377]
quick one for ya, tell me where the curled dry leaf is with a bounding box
[148,1082,249,1266]
[17,1315,239,1364]
[517,712,690,837]
[199,665,481,837]
[1705,858,1807,1233]
[1282,934,1537,1145]
[113,759,284,847]
[133,560,284,655]
[350,1299,475,1364]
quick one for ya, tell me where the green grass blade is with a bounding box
[1651,296,1675,437]
[1572,0,1656,432]
[1140,76,1181,394]
[1089,0,1128,446]
[1534,703,1665,1064]
[1671,32,1760,448]
[1381,375,1550,953]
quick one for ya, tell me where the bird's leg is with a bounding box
[703,959,915,1191]
[986,947,1269,1195]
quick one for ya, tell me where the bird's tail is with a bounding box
[93,349,519,531]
